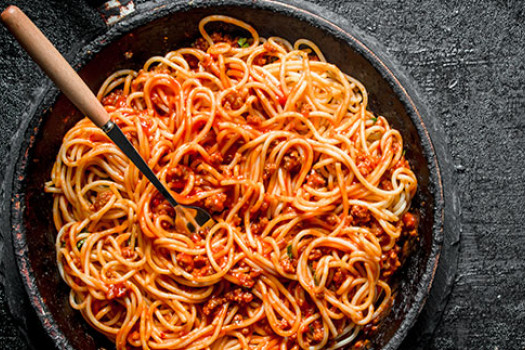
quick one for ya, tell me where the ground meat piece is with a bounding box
[281,258,297,274]
[308,248,325,261]
[223,90,245,110]
[193,255,213,276]
[260,195,271,212]
[224,288,254,305]
[362,323,378,336]
[254,54,268,66]
[230,267,260,288]
[210,32,237,46]
[282,150,302,172]
[208,152,223,166]
[325,214,339,226]
[194,255,208,269]
[393,156,409,170]
[231,215,242,226]
[311,319,324,342]
[300,103,313,117]
[332,268,348,289]
[301,302,316,318]
[193,37,210,51]
[233,314,244,325]
[101,90,126,107]
[253,43,279,66]
[166,165,191,190]
[353,340,372,349]
[306,170,325,188]
[204,193,227,213]
[202,296,225,315]
[106,283,128,300]
[250,217,269,235]
[350,205,371,224]
[158,206,175,218]
[194,32,239,52]
[183,54,199,69]
[377,232,393,247]
[257,318,274,335]
[91,190,113,211]
[380,245,401,279]
[381,178,394,191]
[402,212,418,230]
[121,247,134,258]
[176,252,194,272]
[370,220,384,235]
[263,163,277,180]
[276,318,290,330]
[246,114,264,126]
[355,153,377,177]
[128,331,140,342]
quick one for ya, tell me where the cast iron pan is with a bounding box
[7,0,445,349]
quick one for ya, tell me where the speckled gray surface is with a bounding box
[0,0,524,349]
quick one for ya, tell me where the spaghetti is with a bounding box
[45,15,418,350]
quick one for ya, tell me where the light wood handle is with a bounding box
[1,6,110,128]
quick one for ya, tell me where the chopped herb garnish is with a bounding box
[370,117,378,124]
[313,273,319,286]
[77,238,86,250]
[309,324,314,333]
[237,37,250,48]
[287,244,293,259]
[403,149,406,156]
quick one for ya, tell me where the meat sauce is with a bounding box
[96,31,419,349]
[90,190,112,211]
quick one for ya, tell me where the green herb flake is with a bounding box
[309,324,314,333]
[313,273,319,286]
[76,238,86,250]
[370,117,378,124]
[403,149,406,156]
[237,37,249,48]
[286,244,293,259]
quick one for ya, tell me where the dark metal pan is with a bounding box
[5,0,446,349]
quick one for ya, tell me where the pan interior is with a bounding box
[18,4,436,350]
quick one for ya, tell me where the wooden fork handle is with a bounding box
[1,5,110,128]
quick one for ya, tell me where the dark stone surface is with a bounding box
[0,0,524,349]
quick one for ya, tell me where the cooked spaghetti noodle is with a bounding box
[45,15,418,350]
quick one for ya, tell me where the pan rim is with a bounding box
[5,1,445,349]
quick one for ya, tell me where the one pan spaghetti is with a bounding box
[45,15,418,350]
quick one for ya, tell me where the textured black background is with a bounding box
[1,0,524,349]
